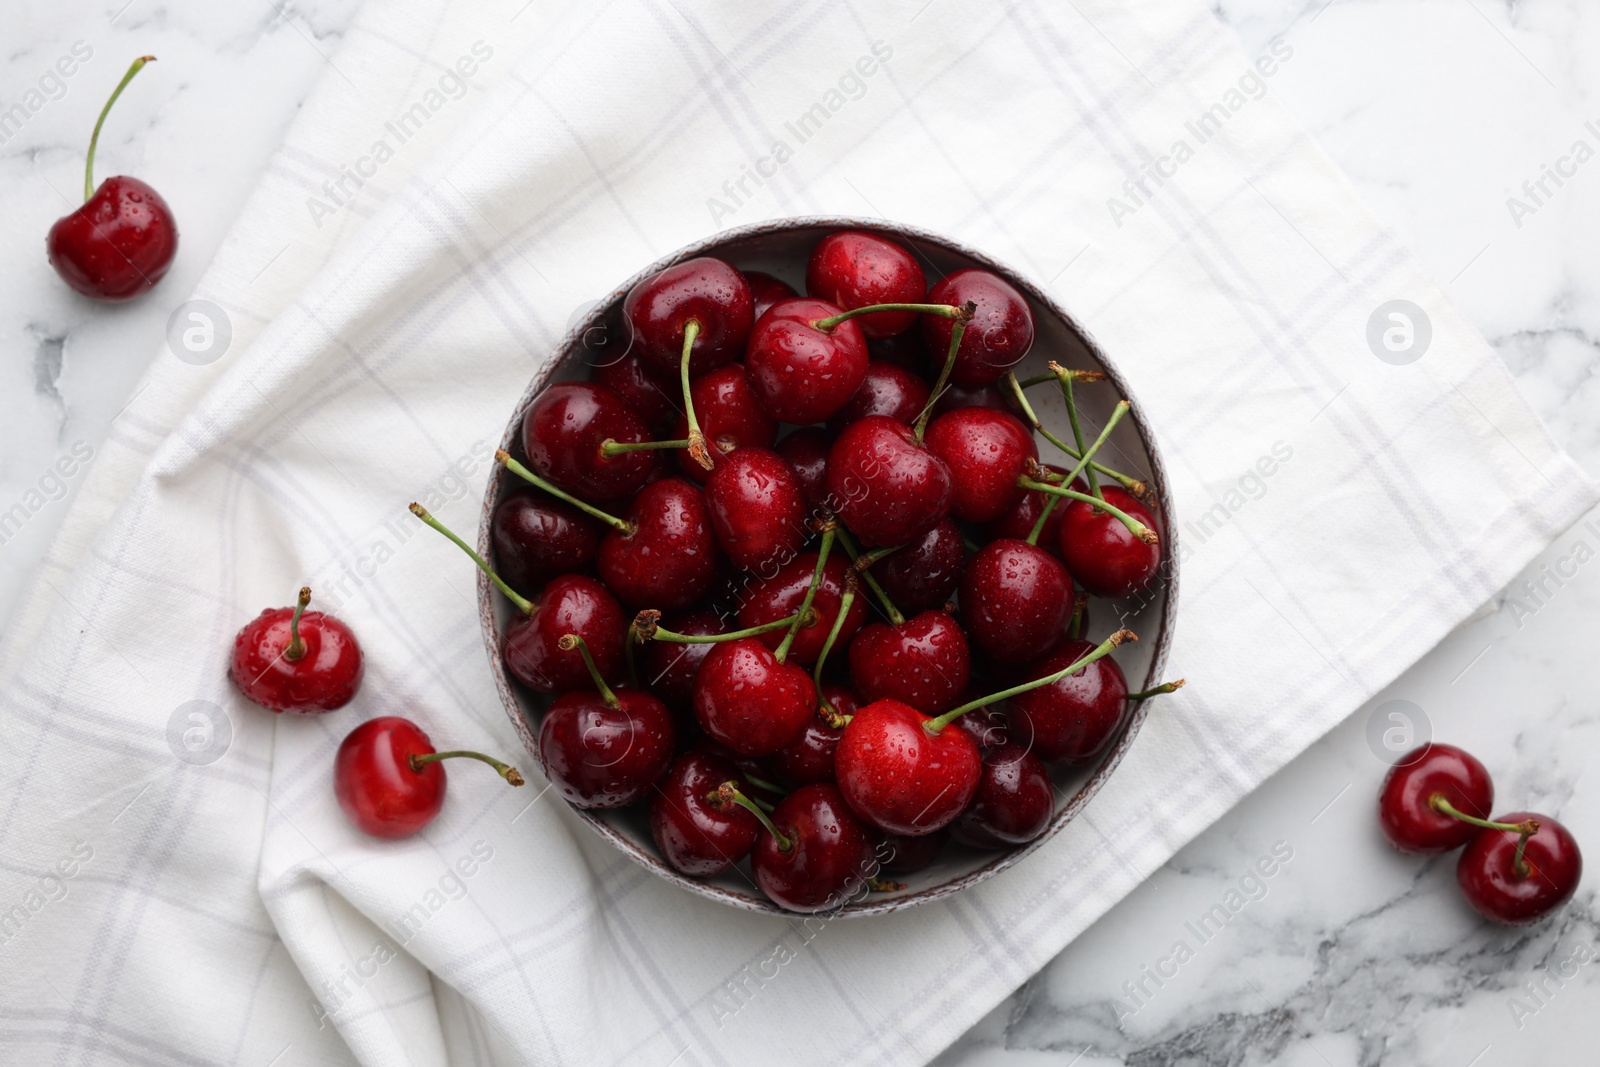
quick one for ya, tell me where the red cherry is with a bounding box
[491,489,601,597]
[806,231,927,338]
[46,59,177,301]
[692,637,816,756]
[1457,813,1582,925]
[594,350,680,435]
[334,717,523,838]
[1007,637,1128,762]
[923,269,1034,388]
[1377,744,1495,854]
[952,702,1011,754]
[871,520,965,616]
[952,743,1054,848]
[1058,486,1162,599]
[923,407,1038,524]
[502,575,625,695]
[638,608,728,715]
[775,427,833,510]
[703,447,808,574]
[623,256,754,378]
[746,270,799,321]
[982,465,1081,551]
[670,363,776,483]
[825,415,952,548]
[960,539,1074,664]
[230,587,363,714]
[878,829,947,874]
[834,699,981,835]
[737,551,866,666]
[827,360,931,432]
[596,478,720,610]
[540,678,676,809]
[751,782,877,912]
[867,330,928,370]
[766,687,853,787]
[744,297,870,424]
[521,382,653,503]
[847,610,970,716]
[649,751,760,876]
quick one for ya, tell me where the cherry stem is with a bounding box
[1127,679,1185,700]
[599,438,691,458]
[1067,596,1086,640]
[1015,369,1108,388]
[283,586,312,662]
[717,782,792,851]
[1429,796,1539,841]
[742,773,787,796]
[494,449,631,533]
[1052,362,1102,498]
[680,320,715,471]
[1025,493,1060,548]
[410,503,537,614]
[1019,398,1129,545]
[1018,478,1158,545]
[914,301,977,439]
[85,56,155,202]
[1004,373,1150,500]
[774,524,836,664]
[812,302,967,332]
[926,629,1136,732]
[558,633,618,707]
[835,527,903,625]
[409,750,526,786]
[630,608,807,644]
[813,575,858,696]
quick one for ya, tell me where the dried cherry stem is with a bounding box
[717,782,792,851]
[1015,368,1107,388]
[924,629,1135,733]
[409,750,526,786]
[835,527,903,625]
[774,523,837,664]
[630,608,807,644]
[813,302,967,332]
[86,56,155,201]
[1018,478,1158,545]
[1004,373,1149,500]
[1051,361,1102,498]
[914,299,979,439]
[813,574,858,701]
[1430,797,1540,875]
[494,450,632,533]
[559,633,618,706]
[599,437,691,458]
[283,586,312,662]
[680,320,715,471]
[410,503,536,614]
[1127,679,1185,700]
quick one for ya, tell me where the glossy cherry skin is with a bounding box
[931,380,1021,420]
[923,269,1034,388]
[952,743,1054,848]
[835,699,981,836]
[1457,813,1582,925]
[502,575,625,694]
[522,382,653,503]
[230,602,363,714]
[1059,486,1162,599]
[825,415,953,548]
[776,427,833,510]
[1377,744,1495,854]
[539,687,675,808]
[953,702,1011,753]
[868,330,928,370]
[745,297,870,424]
[827,360,931,432]
[766,686,855,787]
[47,176,178,301]
[334,717,445,838]
[923,407,1038,523]
[640,609,728,715]
[692,637,817,756]
[746,270,799,322]
[982,465,1081,553]
[960,539,1074,664]
[703,447,808,574]
[873,520,965,616]
[594,349,680,435]
[1008,637,1128,762]
[624,256,754,378]
[737,551,866,666]
[671,363,777,483]
[597,478,719,610]
[806,230,927,338]
[878,829,946,874]
[649,751,760,876]
[492,489,600,597]
[752,783,877,913]
[848,610,970,716]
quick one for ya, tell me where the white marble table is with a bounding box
[3,2,1596,1064]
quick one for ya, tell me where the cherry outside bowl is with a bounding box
[478,217,1179,917]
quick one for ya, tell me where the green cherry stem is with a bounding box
[742,772,787,796]
[494,449,632,534]
[599,437,692,458]
[914,300,978,439]
[85,56,155,201]
[1066,596,1086,640]
[716,781,792,851]
[679,319,715,471]
[813,302,967,332]
[1014,368,1108,388]
[630,608,807,644]
[925,629,1136,733]
[836,527,903,625]
[1024,493,1060,547]
[559,633,618,706]
[410,503,536,614]
[1004,373,1150,500]
[1051,361,1101,498]
[1431,797,1541,877]
[1127,679,1186,700]
[1017,478,1158,545]
[409,749,526,786]
[283,586,312,662]
[1019,398,1130,546]
[774,523,837,664]
[813,574,858,697]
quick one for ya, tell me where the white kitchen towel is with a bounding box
[1,1,1593,1065]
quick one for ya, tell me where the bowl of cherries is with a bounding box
[415,218,1182,915]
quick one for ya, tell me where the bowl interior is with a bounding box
[478,217,1177,917]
